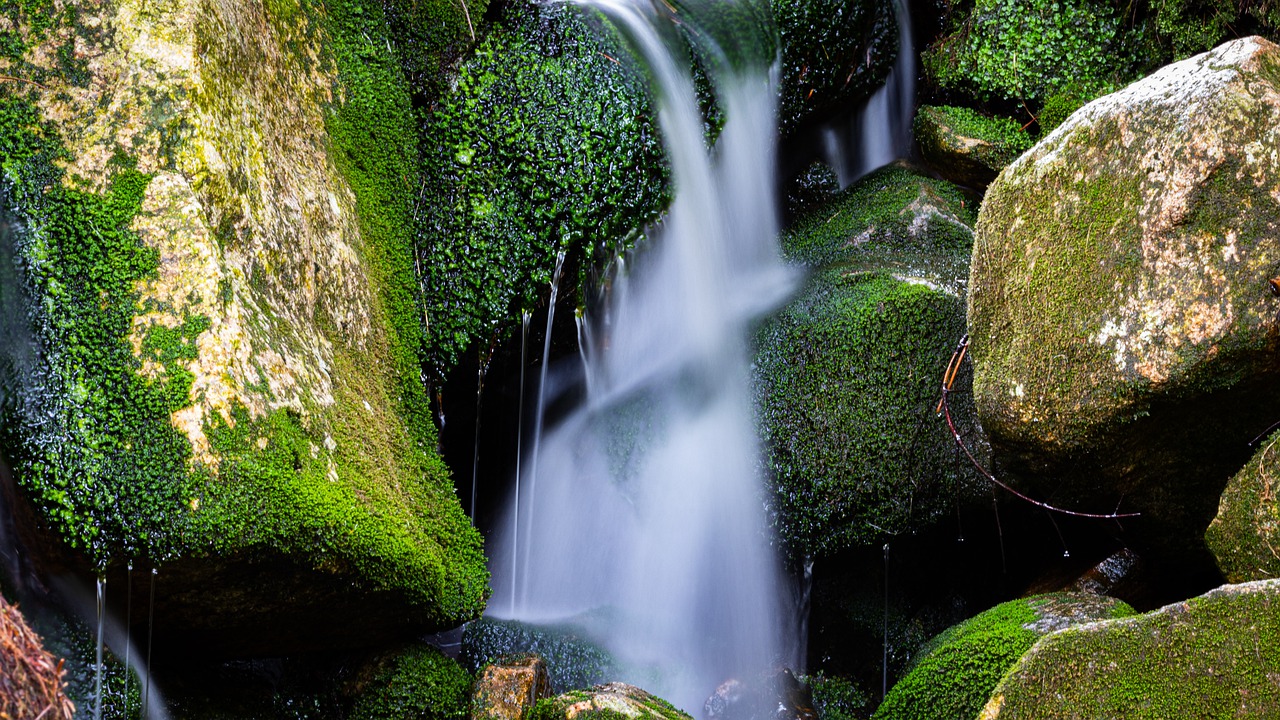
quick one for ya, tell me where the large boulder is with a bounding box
[756,164,986,559]
[0,0,485,656]
[872,593,1135,720]
[1205,430,1280,582]
[980,580,1280,719]
[967,37,1280,555]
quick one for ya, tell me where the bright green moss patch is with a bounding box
[922,0,1137,103]
[914,106,1034,187]
[0,93,200,565]
[350,645,472,720]
[531,684,690,720]
[419,3,669,377]
[983,581,1280,719]
[873,593,1135,720]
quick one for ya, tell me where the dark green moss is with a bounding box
[806,672,872,720]
[872,593,1135,720]
[757,166,983,558]
[985,581,1280,718]
[349,645,472,720]
[773,0,896,134]
[419,2,669,377]
[462,618,614,694]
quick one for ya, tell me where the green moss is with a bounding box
[531,685,689,720]
[806,672,872,720]
[755,269,977,558]
[0,92,199,565]
[773,0,896,134]
[419,2,669,377]
[462,618,614,694]
[780,164,975,271]
[872,593,1135,720]
[985,581,1280,718]
[758,166,982,558]
[1206,431,1280,583]
[1037,81,1111,135]
[350,645,472,720]
[922,0,1138,103]
[913,106,1033,185]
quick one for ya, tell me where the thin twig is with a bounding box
[938,333,1141,520]
[0,74,47,89]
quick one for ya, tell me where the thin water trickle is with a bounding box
[490,0,796,709]
[124,562,132,714]
[518,249,567,612]
[471,356,489,521]
[144,567,156,717]
[95,575,105,720]
[511,310,531,617]
[825,0,915,184]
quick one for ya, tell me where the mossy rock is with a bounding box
[419,2,669,377]
[921,0,1139,103]
[872,593,1135,720]
[913,106,1033,189]
[349,645,472,720]
[462,618,615,694]
[773,0,897,135]
[0,0,486,655]
[979,580,1280,719]
[756,165,985,559]
[968,37,1280,557]
[531,683,691,720]
[1206,430,1280,582]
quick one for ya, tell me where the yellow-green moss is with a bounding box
[1206,430,1280,583]
[873,593,1134,720]
[982,581,1280,719]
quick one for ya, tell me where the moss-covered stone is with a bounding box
[0,0,486,654]
[1206,430,1280,582]
[472,653,552,720]
[462,618,614,695]
[979,580,1280,719]
[755,165,984,559]
[967,37,1280,557]
[349,645,472,720]
[913,106,1033,189]
[922,0,1138,103]
[531,683,691,720]
[419,2,669,378]
[772,0,897,135]
[873,593,1135,720]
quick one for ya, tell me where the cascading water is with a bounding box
[825,0,915,183]
[489,0,796,710]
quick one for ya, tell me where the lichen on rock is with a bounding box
[968,36,1280,555]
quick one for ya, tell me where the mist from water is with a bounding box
[487,0,797,711]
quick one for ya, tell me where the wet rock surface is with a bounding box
[474,653,552,720]
[968,37,1280,557]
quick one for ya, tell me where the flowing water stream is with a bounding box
[488,0,798,710]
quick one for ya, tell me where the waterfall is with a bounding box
[825,0,915,184]
[488,0,796,710]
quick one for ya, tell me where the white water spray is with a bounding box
[490,0,796,710]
